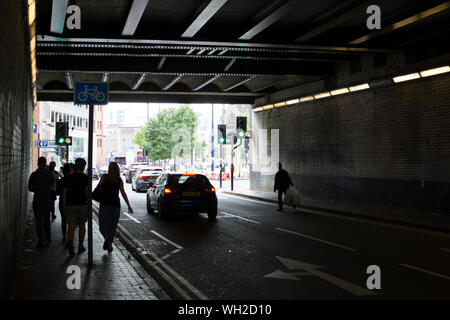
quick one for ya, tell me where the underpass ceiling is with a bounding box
[35,0,450,104]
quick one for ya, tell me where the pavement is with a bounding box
[11,204,170,300]
[214,179,450,233]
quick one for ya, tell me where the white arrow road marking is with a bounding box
[276,228,356,252]
[267,256,376,296]
[399,263,450,281]
[151,230,183,250]
[221,211,261,224]
[123,211,141,224]
[264,270,303,281]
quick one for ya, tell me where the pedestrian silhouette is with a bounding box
[96,162,133,252]
[274,162,293,212]
[28,157,55,248]
[62,158,88,257]
[56,163,72,242]
[48,161,59,221]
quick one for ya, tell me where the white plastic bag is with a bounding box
[285,186,300,207]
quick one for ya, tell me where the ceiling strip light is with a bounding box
[392,73,420,83]
[330,88,349,96]
[253,107,263,112]
[349,83,370,92]
[262,104,274,110]
[286,99,299,105]
[419,66,450,78]
[314,92,331,99]
[274,102,286,107]
[300,96,314,102]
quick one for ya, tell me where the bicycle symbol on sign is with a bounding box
[77,85,106,103]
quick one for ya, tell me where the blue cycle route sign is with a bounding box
[74,82,109,105]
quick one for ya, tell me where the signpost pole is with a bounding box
[87,103,94,267]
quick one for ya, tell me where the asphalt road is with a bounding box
[94,177,450,299]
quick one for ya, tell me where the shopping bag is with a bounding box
[285,186,300,207]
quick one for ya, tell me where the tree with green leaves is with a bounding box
[134,105,199,162]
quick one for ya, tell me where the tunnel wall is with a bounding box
[250,73,450,217]
[0,1,34,298]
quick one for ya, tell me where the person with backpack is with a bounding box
[95,162,133,252]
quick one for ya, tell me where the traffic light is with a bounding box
[55,122,67,145]
[65,136,72,146]
[236,116,247,139]
[218,124,226,144]
[245,138,250,151]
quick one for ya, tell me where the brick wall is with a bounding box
[0,0,34,298]
[251,72,450,216]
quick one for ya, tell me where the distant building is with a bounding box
[33,102,90,167]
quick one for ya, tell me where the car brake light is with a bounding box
[164,188,172,194]
[211,188,215,192]
[138,175,145,179]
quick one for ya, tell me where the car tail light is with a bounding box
[138,175,145,179]
[164,188,172,194]
[130,169,136,172]
[204,187,216,192]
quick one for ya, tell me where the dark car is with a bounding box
[125,163,148,183]
[131,167,163,192]
[146,173,217,219]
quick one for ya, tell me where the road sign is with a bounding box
[38,140,56,148]
[33,124,37,134]
[74,82,108,105]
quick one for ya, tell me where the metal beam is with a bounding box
[193,75,220,91]
[349,1,450,45]
[38,90,260,104]
[295,1,371,42]
[239,0,296,40]
[224,58,236,71]
[251,80,279,92]
[222,77,254,92]
[50,0,69,34]
[122,0,150,36]
[163,75,184,91]
[182,0,228,38]
[37,51,355,63]
[157,57,166,70]
[37,35,390,53]
[132,73,147,90]
[65,72,73,89]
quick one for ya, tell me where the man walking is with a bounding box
[28,157,54,247]
[274,162,293,212]
[62,158,88,257]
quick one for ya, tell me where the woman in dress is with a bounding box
[98,161,133,252]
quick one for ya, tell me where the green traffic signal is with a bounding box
[58,137,65,144]
[219,137,225,143]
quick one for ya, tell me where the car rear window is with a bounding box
[168,174,210,186]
